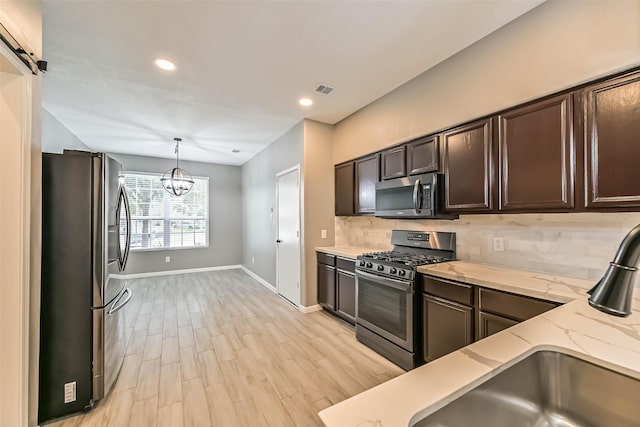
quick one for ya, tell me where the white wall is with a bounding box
[0,1,42,58]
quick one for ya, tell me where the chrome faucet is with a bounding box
[588,224,640,317]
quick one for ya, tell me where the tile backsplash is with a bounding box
[335,213,640,281]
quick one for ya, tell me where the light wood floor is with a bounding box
[49,269,404,427]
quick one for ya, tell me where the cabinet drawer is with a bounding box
[336,257,355,273]
[317,252,336,266]
[423,276,473,306]
[478,288,557,322]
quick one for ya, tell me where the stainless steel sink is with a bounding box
[412,350,640,427]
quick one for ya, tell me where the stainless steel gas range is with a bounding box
[355,230,456,370]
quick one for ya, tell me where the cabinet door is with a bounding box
[423,295,473,363]
[443,118,494,211]
[499,94,574,211]
[335,162,355,216]
[336,271,356,324]
[585,72,640,208]
[381,146,407,180]
[477,311,518,340]
[317,264,336,311]
[407,135,439,175]
[355,154,380,214]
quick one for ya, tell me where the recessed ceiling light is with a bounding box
[154,58,176,71]
[299,98,313,106]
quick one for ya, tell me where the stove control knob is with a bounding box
[377,265,384,271]
[390,267,397,274]
[359,261,366,267]
[366,262,373,268]
[398,270,406,277]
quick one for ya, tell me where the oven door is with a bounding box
[356,269,414,351]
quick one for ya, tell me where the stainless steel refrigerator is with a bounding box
[39,150,133,424]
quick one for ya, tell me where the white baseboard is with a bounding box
[111,264,242,279]
[239,267,320,313]
[239,265,277,293]
[298,304,322,313]
[112,265,320,314]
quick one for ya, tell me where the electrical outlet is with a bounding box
[64,381,76,404]
[321,229,327,239]
[251,257,255,264]
[165,256,170,263]
[493,236,505,252]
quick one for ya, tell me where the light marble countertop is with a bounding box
[319,262,640,427]
[418,261,594,303]
[316,245,383,260]
[320,298,640,427]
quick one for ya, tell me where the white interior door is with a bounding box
[276,167,301,306]
[0,44,33,427]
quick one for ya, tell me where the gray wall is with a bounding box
[301,120,335,306]
[333,0,640,163]
[241,122,304,287]
[41,108,91,153]
[109,153,243,274]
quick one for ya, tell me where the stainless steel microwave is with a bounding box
[375,173,457,219]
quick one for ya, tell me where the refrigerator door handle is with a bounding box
[116,185,132,272]
[108,287,132,315]
[121,186,132,271]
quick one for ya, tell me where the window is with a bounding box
[123,172,209,250]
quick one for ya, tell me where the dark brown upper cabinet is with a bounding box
[443,118,494,212]
[334,161,355,216]
[498,94,574,211]
[584,71,640,208]
[355,154,380,214]
[381,146,407,180]
[407,135,439,176]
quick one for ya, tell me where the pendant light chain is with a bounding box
[160,137,194,197]
[175,138,181,170]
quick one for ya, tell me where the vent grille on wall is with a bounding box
[315,84,334,95]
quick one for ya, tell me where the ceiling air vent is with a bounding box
[315,84,335,95]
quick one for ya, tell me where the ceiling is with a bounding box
[42,1,544,166]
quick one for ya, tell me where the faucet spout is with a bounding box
[588,224,640,317]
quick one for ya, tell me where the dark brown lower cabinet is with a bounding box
[477,311,518,340]
[317,263,336,311]
[316,252,356,325]
[421,274,560,364]
[336,271,356,323]
[423,295,473,363]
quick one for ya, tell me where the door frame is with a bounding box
[275,164,302,306]
[0,40,33,427]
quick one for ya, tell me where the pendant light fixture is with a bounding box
[161,137,194,196]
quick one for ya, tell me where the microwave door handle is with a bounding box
[413,179,422,213]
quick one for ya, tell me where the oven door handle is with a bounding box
[356,269,413,292]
